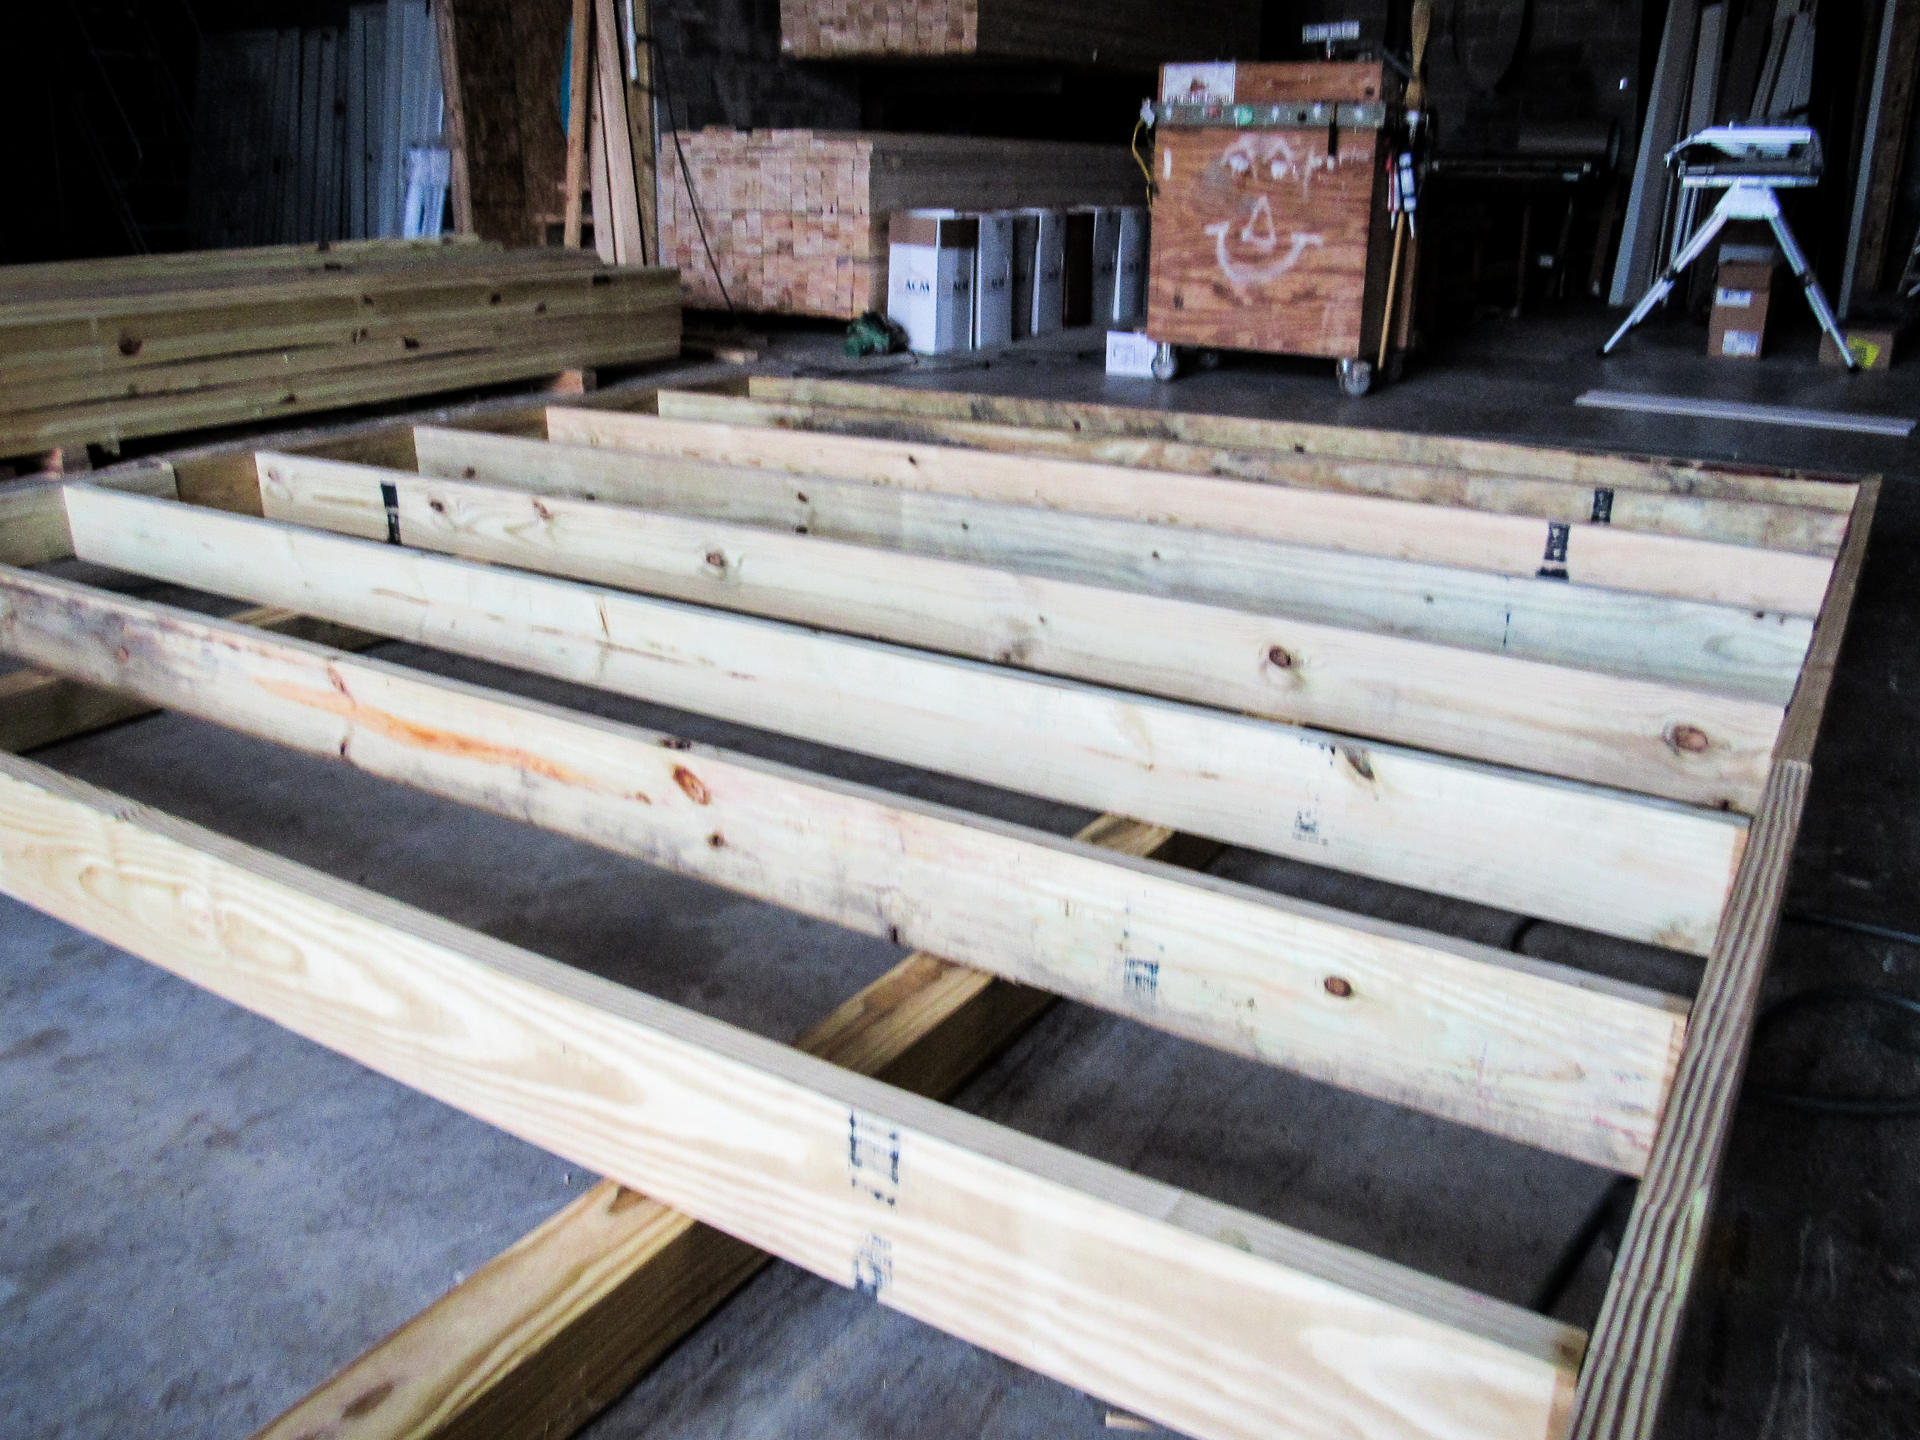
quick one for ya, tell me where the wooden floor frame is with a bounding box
[0,367,1876,1440]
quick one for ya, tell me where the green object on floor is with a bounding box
[844,311,907,357]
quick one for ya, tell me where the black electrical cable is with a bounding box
[1784,908,1920,951]
[644,32,736,322]
[1749,985,1920,1117]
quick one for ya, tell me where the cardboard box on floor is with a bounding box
[1820,320,1906,370]
[888,212,979,354]
[1011,209,1066,338]
[972,212,1016,349]
[1708,245,1778,360]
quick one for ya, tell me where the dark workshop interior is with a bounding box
[1,2,1918,1439]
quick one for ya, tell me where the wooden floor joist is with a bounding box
[0,465,176,566]
[543,409,1836,614]
[0,606,378,754]
[0,564,1687,1170]
[243,455,1784,810]
[652,388,1849,555]
[0,370,1870,1440]
[252,813,1218,1440]
[70,483,1749,950]
[747,376,1861,512]
[0,754,1584,1440]
[409,426,1815,705]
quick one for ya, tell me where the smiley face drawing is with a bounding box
[1202,133,1331,298]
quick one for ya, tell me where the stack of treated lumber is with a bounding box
[0,237,679,463]
[778,0,1260,65]
[659,129,1139,317]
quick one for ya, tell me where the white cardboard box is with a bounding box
[1009,212,1038,339]
[1023,208,1066,336]
[1105,330,1157,377]
[887,211,978,354]
[971,211,1015,349]
[1114,206,1148,324]
[1090,207,1121,329]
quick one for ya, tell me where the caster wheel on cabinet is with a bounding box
[1150,342,1180,382]
[1336,357,1374,397]
[1194,348,1222,371]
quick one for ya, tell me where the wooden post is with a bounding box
[562,0,592,248]
[433,0,474,236]
[592,0,646,264]
[628,0,658,263]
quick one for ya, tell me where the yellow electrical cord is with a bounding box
[1130,118,1156,208]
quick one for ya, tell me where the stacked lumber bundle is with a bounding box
[778,0,1260,66]
[0,238,679,462]
[659,129,1140,318]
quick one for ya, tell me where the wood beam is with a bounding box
[77,482,1747,952]
[0,237,491,292]
[1778,480,1883,765]
[1,328,680,459]
[543,409,1834,615]
[562,0,591,248]
[591,0,646,265]
[747,376,1860,512]
[0,753,1583,1440]
[628,0,657,262]
[0,269,677,386]
[653,389,1847,556]
[1,607,380,754]
[2,304,672,418]
[0,462,177,566]
[410,426,1813,705]
[0,564,1687,1170]
[252,814,1215,1440]
[252,454,1782,810]
[1568,478,1883,1440]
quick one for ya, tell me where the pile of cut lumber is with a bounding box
[778,0,1260,66]
[659,129,1139,318]
[0,237,679,464]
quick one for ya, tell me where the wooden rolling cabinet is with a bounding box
[1147,62,1403,390]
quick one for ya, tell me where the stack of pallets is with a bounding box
[658,129,1139,317]
[778,0,1259,65]
[0,237,679,466]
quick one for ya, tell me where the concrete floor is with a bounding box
[3,302,1918,1438]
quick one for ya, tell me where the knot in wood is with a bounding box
[1668,724,1711,754]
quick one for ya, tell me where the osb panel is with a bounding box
[1146,127,1386,359]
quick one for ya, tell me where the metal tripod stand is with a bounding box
[1602,126,1858,371]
